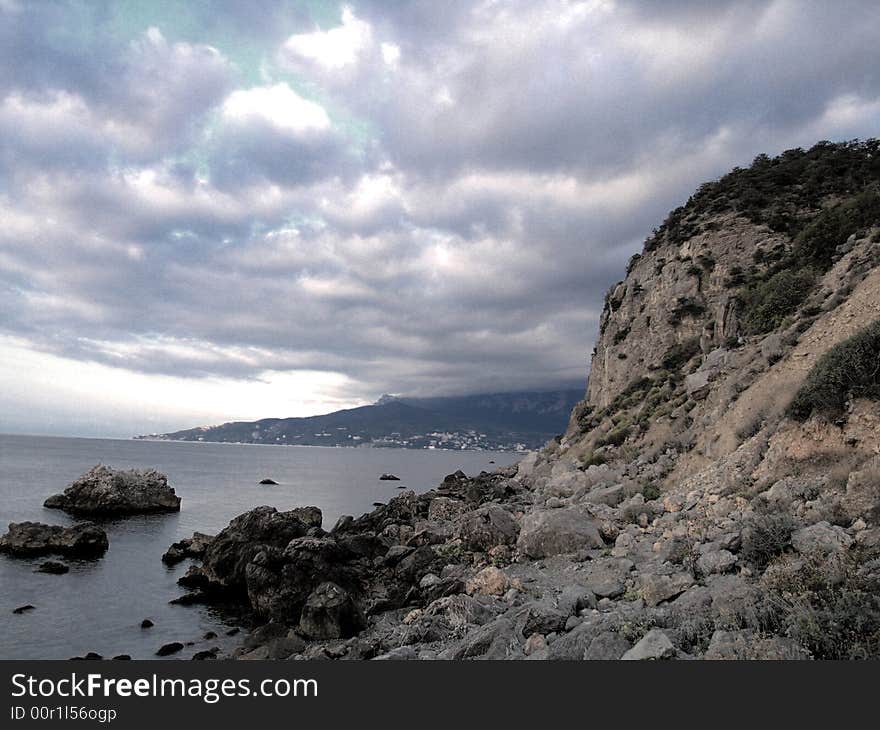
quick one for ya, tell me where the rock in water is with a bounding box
[259,478,279,485]
[161,532,215,565]
[379,473,400,481]
[36,560,69,574]
[13,605,35,614]
[44,464,180,516]
[0,522,108,557]
[156,642,184,657]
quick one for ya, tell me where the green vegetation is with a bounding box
[596,425,630,448]
[661,337,701,371]
[668,297,706,326]
[787,319,880,420]
[581,452,607,468]
[741,512,796,569]
[794,188,880,270]
[738,268,817,334]
[766,556,880,659]
[644,140,880,251]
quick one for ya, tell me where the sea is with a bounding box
[0,434,521,660]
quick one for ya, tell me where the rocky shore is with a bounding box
[155,449,871,660]
[166,143,880,661]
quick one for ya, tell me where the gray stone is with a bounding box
[582,483,627,507]
[428,497,469,523]
[585,631,632,660]
[791,521,853,556]
[298,582,364,640]
[44,464,180,515]
[0,521,108,558]
[456,505,520,552]
[516,507,604,558]
[639,571,694,607]
[621,629,675,660]
[685,370,711,400]
[696,549,737,575]
[583,557,634,598]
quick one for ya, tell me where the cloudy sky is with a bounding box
[1,0,878,437]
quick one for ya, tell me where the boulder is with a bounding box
[200,506,319,592]
[583,557,634,598]
[428,497,469,523]
[584,631,633,660]
[162,532,215,565]
[258,478,278,485]
[582,483,627,507]
[639,571,694,607]
[455,505,520,552]
[465,566,509,596]
[696,549,737,575]
[621,629,676,660]
[790,521,853,556]
[155,642,184,657]
[298,582,364,639]
[245,537,353,623]
[0,521,108,558]
[44,465,180,515]
[516,507,603,558]
[684,370,711,400]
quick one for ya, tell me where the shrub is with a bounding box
[766,557,880,659]
[596,426,630,448]
[661,337,701,371]
[793,188,880,271]
[738,268,816,334]
[741,512,797,569]
[787,319,880,420]
[581,452,607,468]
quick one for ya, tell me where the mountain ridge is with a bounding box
[139,388,584,450]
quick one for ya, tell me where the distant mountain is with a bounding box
[137,388,584,450]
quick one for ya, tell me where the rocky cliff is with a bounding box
[176,141,880,660]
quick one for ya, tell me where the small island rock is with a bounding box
[1,521,108,558]
[44,464,181,516]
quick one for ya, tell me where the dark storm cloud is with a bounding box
[1,0,880,418]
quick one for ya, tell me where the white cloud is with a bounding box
[381,42,401,67]
[221,83,332,135]
[279,6,373,71]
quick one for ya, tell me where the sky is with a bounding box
[1,0,879,437]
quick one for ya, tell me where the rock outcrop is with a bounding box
[44,465,181,515]
[0,521,108,557]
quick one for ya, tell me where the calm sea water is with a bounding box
[0,434,521,660]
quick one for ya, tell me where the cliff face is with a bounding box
[558,141,880,486]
